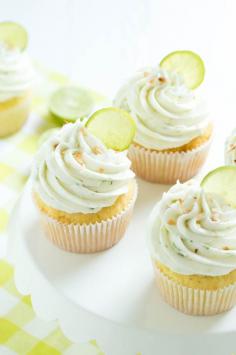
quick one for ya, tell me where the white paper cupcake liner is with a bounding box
[128,139,211,184]
[39,183,138,254]
[154,265,236,316]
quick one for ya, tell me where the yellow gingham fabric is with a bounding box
[0,66,105,355]
[0,261,103,355]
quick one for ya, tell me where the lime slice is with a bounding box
[201,166,236,208]
[86,107,136,151]
[0,22,28,51]
[49,86,94,122]
[38,128,59,147]
[160,50,205,89]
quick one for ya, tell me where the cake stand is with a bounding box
[7,167,236,355]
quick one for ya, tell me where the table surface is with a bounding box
[0,69,105,354]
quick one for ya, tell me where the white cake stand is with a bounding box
[7,166,236,355]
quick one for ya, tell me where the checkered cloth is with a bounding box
[0,260,103,355]
[0,65,105,355]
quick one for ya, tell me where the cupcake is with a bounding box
[225,128,236,165]
[0,22,34,137]
[114,51,212,184]
[148,179,236,315]
[32,116,137,253]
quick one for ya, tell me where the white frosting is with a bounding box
[148,180,236,276]
[32,121,135,214]
[225,128,236,165]
[0,44,34,102]
[114,67,209,150]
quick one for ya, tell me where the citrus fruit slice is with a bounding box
[49,86,94,122]
[0,21,28,51]
[201,166,236,207]
[86,107,136,151]
[160,50,205,89]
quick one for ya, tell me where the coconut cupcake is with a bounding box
[148,178,236,315]
[225,128,236,165]
[114,51,212,184]
[0,22,34,137]
[32,110,137,253]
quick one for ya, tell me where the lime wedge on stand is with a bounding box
[0,21,28,51]
[49,86,94,123]
[160,50,205,89]
[86,107,136,151]
[201,166,236,208]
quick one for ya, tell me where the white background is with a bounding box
[1,0,235,137]
[0,0,233,100]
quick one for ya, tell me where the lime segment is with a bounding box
[49,86,94,122]
[201,166,236,208]
[86,107,136,151]
[0,22,28,51]
[160,50,205,89]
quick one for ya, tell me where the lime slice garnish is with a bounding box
[0,21,28,51]
[38,128,59,147]
[201,166,236,208]
[86,107,136,151]
[160,50,205,89]
[49,86,94,122]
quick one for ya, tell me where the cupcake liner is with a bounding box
[154,264,236,316]
[128,139,211,184]
[38,184,137,254]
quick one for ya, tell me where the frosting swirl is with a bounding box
[148,180,236,276]
[114,67,209,150]
[33,121,135,214]
[225,128,236,165]
[0,44,34,102]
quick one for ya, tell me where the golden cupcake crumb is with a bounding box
[223,246,230,250]
[92,146,102,155]
[196,213,203,222]
[168,219,176,225]
[34,180,136,225]
[149,77,159,86]
[155,260,236,290]
[74,152,84,165]
[211,213,219,222]
[134,122,213,153]
[158,77,166,84]
[228,143,236,152]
